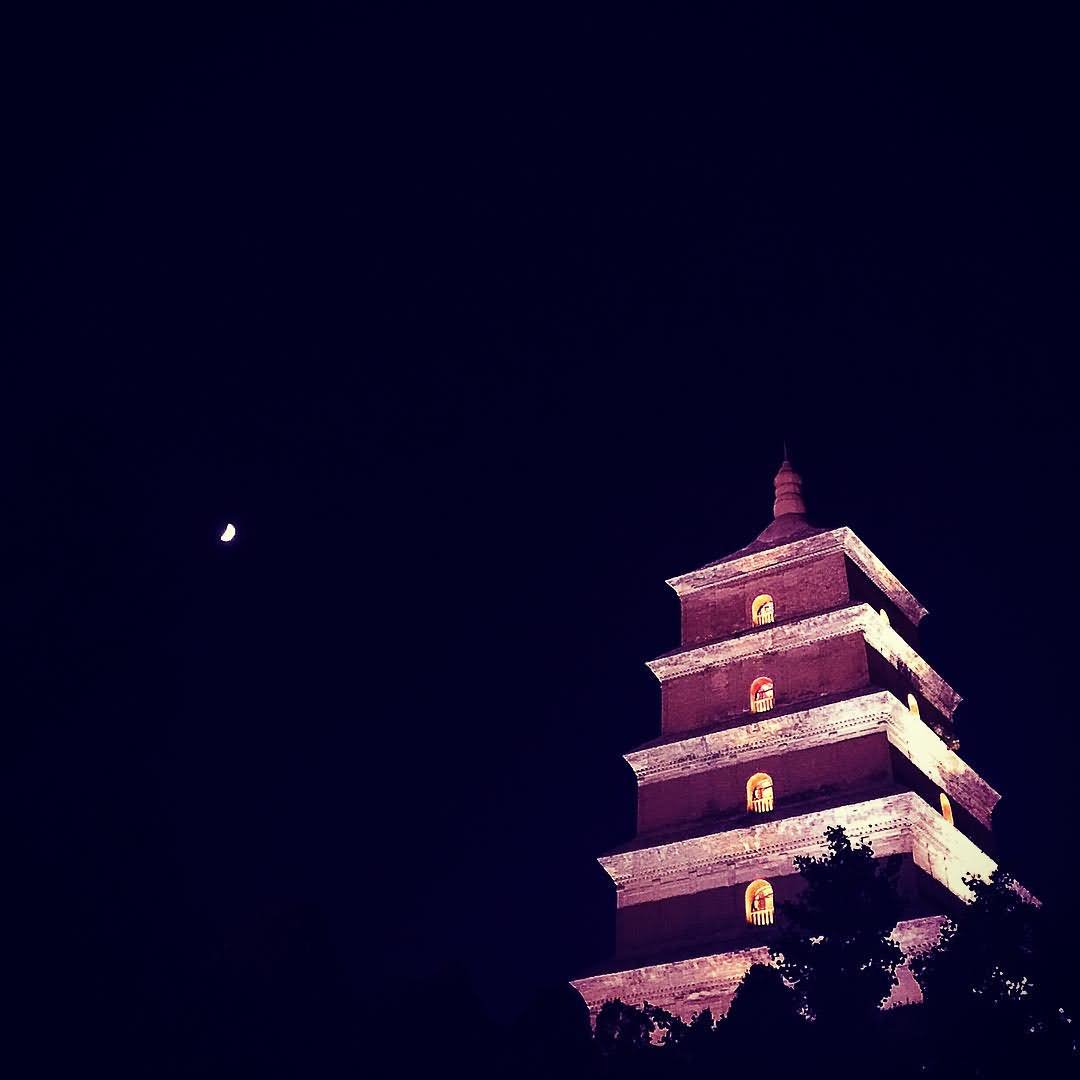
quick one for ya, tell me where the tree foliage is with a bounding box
[912,868,1077,1075]
[407,830,1077,1080]
[771,824,904,1025]
[563,834,1076,1077]
[724,963,802,1032]
[593,999,658,1057]
[914,868,1040,1012]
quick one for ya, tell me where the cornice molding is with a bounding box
[646,603,962,719]
[624,690,999,829]
[571,916,945,1020]
[599,791,998,909]
[666,527,928,625]
[885,700,1000,828]
[626,691,891,784]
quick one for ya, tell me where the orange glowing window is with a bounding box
[907,693,920,719]
[750,677,775,714]
[746,772,774,813]
[940,793,954,826]
[745,879,775,926]
[751,594,775,627]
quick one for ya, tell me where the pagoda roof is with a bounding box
[609,688,999,839]
[667,528,928,625]
[603,778,906,856]
[692,456,825,568]
[646,603,958,715]
[570,916,946,1005]
[698,512,829,568]
[598,791,1001,910]
[669,459,928,624]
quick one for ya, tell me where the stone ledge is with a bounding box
[570,916,945,1022]
[886,701,1000,828]
[599,791,998,908]
[624,690,999,829]
[666,527,928,627]
[626,691,891,783]
[646,603,962,719]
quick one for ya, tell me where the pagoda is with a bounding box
[571,460,1003,1020]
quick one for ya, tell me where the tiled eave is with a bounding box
[623,690,1000,829]
[646,603,962,719]
[598,791,999,909]
[666,527,928,625]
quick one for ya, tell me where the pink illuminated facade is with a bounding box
[572,461,1004,1020]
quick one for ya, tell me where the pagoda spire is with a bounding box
[772,455,807,519]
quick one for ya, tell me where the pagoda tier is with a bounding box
[650,602,961,744]
[571,460,1007,1021]
[670,525,928,647]
[572,917,947,1020]
[625,688,998,853]
[601,790,998,965]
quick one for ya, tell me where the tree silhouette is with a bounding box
[593,999,657,1058]
[913,869,1040,1012]
[771,825,904,1027]
[539,845,1078,1079]
[912,868,1077,1075]
[722,964,809,1076]
[725,963,803,1033]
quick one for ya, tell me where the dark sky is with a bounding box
[7,6,1080,1074]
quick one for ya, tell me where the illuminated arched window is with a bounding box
[907,693,920,719]
[750,677,775,714]
[752,594,775,627]
[745,879,775,926]
[746,772,774,813]
[940,793,954,826]
[879,607,890,626]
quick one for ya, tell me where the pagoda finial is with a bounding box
[772,454,806,519]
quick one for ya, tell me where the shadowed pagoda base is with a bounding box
[571,915,945,1022]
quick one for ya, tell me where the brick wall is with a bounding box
[614,851,917,966]
[661,632,870,735]
[888,746,995,855]
[680,551,850,647]
[867,651,953,738]
[573,915,946,1021]
[845,558,920,648]
[614,871,806,963]
[637,731,893,836]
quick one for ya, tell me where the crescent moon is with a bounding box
[220,523,236,542]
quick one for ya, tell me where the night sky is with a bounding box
[7,6,1080,1073]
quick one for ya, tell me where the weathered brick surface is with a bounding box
[574,944,773,1021]
[630,692,895,785]
[867,650,952,739]
[636,732,892,837]
[846,561,920,649]
[651,604,961,736]
[613,865,814,962]
[884,706,999,829]
[571,916,946,1021]
[601,792,997,909]
[681,551,850,647]
[667,528,928,627]
[628,690,998,836]
[660,631,869,735]
[612,852,954,966]
[679,547,920,650]
[572,519,1000,1026]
